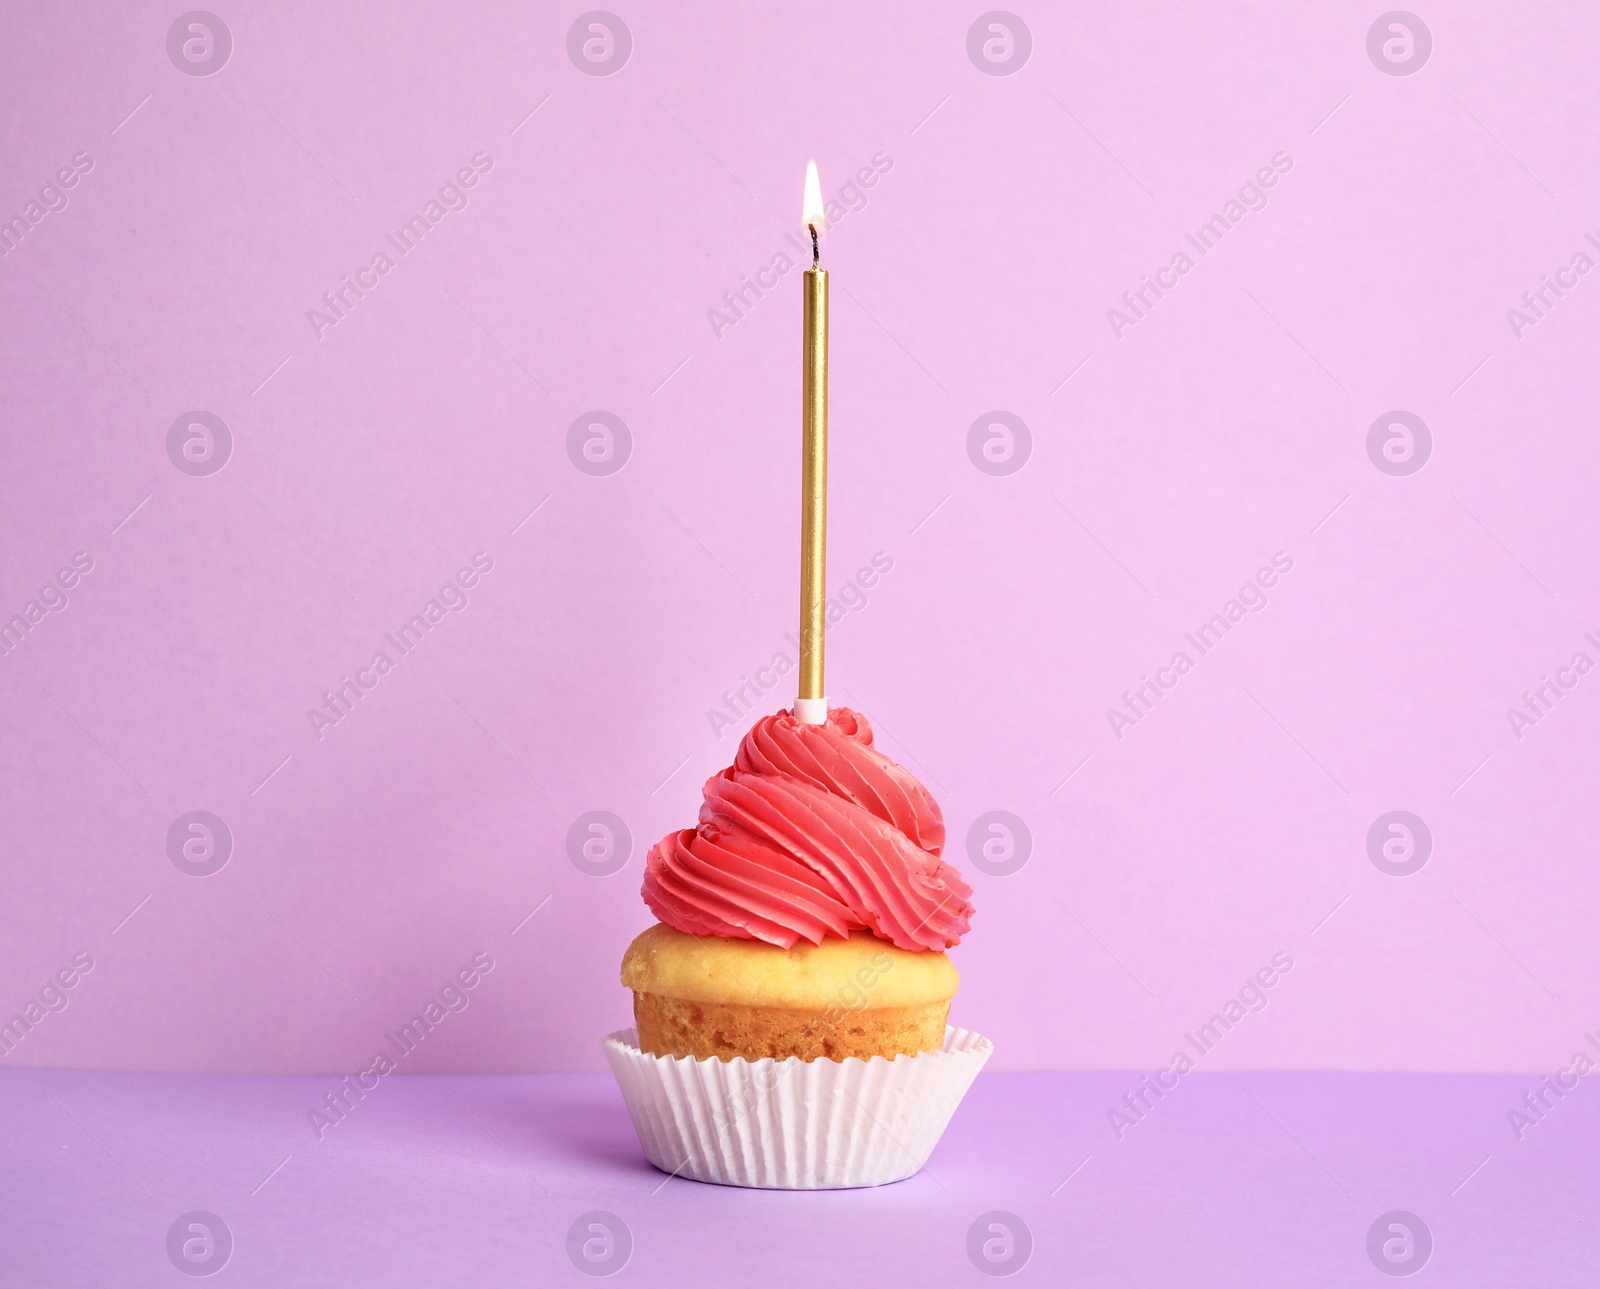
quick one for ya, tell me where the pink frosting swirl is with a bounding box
[642,707,973,951]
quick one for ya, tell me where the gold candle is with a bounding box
[797,162,828,722]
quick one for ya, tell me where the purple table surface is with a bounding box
[4,1066,1595,1286]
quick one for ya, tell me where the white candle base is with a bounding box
[793,696,829,724]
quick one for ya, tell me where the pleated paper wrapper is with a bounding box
[602,1025,992,1190]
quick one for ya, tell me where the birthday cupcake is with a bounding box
[603,706,991,1189]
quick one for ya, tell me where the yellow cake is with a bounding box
[621,923,960,1062]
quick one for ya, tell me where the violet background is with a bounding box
[4,0,1598,1080]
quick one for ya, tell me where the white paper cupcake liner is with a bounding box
[601,1025,992,1189]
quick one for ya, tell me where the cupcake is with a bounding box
[603,706,991,1189]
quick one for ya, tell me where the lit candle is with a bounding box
[795,161,829,726]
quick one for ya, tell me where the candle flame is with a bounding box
[802,160,824,235]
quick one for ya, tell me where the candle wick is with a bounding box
[808,224,819,269]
